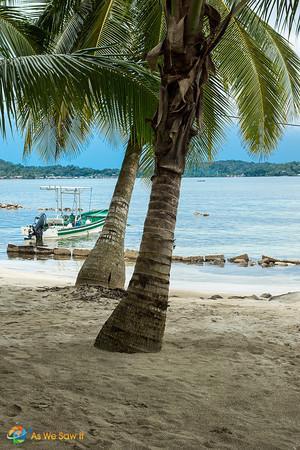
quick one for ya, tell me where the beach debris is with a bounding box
[73,248,91,258]
[173,255,204,264]
[209,295,223,300]
[36,246,54,255]
[268,292,300,302]
[38,207,56,211]
[0,203,22,209]
[53,248,72,257]
[247,295,260,300]
[259,255,300,267]
[124,249,139,261]
[210,427,233,435]
[6,404,22,417]
[6,245,300,272]
[193,211,209,216]
[205,254,225,265]
[260,293,272,299]
[125,249,206,264]
[228,253,249,264]
[7,243,35,254]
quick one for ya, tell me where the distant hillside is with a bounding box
[186,160,300,177]
[0,159,119,179]
[0,159,299,179]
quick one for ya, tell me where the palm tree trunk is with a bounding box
[76,134,141,289]
[94,0,232,352]
[95,167,182,352]
[95,67,197,352]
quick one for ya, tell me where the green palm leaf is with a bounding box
[0,3,44,56]
[0,52,159,139]
[210,1,300,155]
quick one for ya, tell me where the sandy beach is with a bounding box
[1,271,300,449]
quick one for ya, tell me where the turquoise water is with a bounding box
[0,177,299,293]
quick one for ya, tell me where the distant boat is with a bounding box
[21,186,108,240]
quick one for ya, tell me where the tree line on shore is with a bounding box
[1,158,299,179]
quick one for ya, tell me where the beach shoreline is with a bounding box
[0,282,299,449]
[0,258,299,297]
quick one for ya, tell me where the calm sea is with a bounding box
[0,177,299,294]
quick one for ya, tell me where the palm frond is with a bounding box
[21,105,92,161]
[36,0,81,39]
[0,4,44,56]
[252,0,300,34]
[133,0,165,57]
[210,1,300,156]
[0,51,159,143]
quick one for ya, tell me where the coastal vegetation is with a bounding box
[0,159,119,178]
[1,158,300,179]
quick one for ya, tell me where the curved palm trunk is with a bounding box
[95,168,181,352]
[94,0,233,352]
[76,134,141,289]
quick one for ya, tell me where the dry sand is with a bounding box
[0,277,300,449]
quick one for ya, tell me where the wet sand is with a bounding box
[0,272,300,449]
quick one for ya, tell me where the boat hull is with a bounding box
[21,218,105,240]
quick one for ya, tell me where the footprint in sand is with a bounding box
[6,404,22,417]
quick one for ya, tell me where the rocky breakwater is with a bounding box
[258,255,300,268]
[125,250,225,266]
[6,245,300,269]
[227,253,256,267]
[7,244,71,259]
[0,203,22,210]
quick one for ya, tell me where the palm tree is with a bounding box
[72,0,164,288]
[8,0,219,290]
[1,1,299,300]
[1,0,159,289]
[0,2,158,139]
[0,2,158,293]
[94,0,300,353]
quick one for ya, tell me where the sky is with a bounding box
[0,30,299,169]
[0,123,299,169]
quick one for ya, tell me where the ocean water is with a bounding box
[0,176,299,293]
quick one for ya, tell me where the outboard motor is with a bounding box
[28,213,47,244]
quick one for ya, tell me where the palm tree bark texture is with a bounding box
[76,133,141,289]
[95,0,237,352]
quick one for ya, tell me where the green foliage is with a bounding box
[0,0,159,152]
[185,160,300,177]
[0,3,44,57]
[0,158,120,178]
[1,158,299,179]
[211,1,300,156]
[0,0,299,167]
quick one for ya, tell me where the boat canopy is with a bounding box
[40,186,92,193]
[39,186,93,215]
